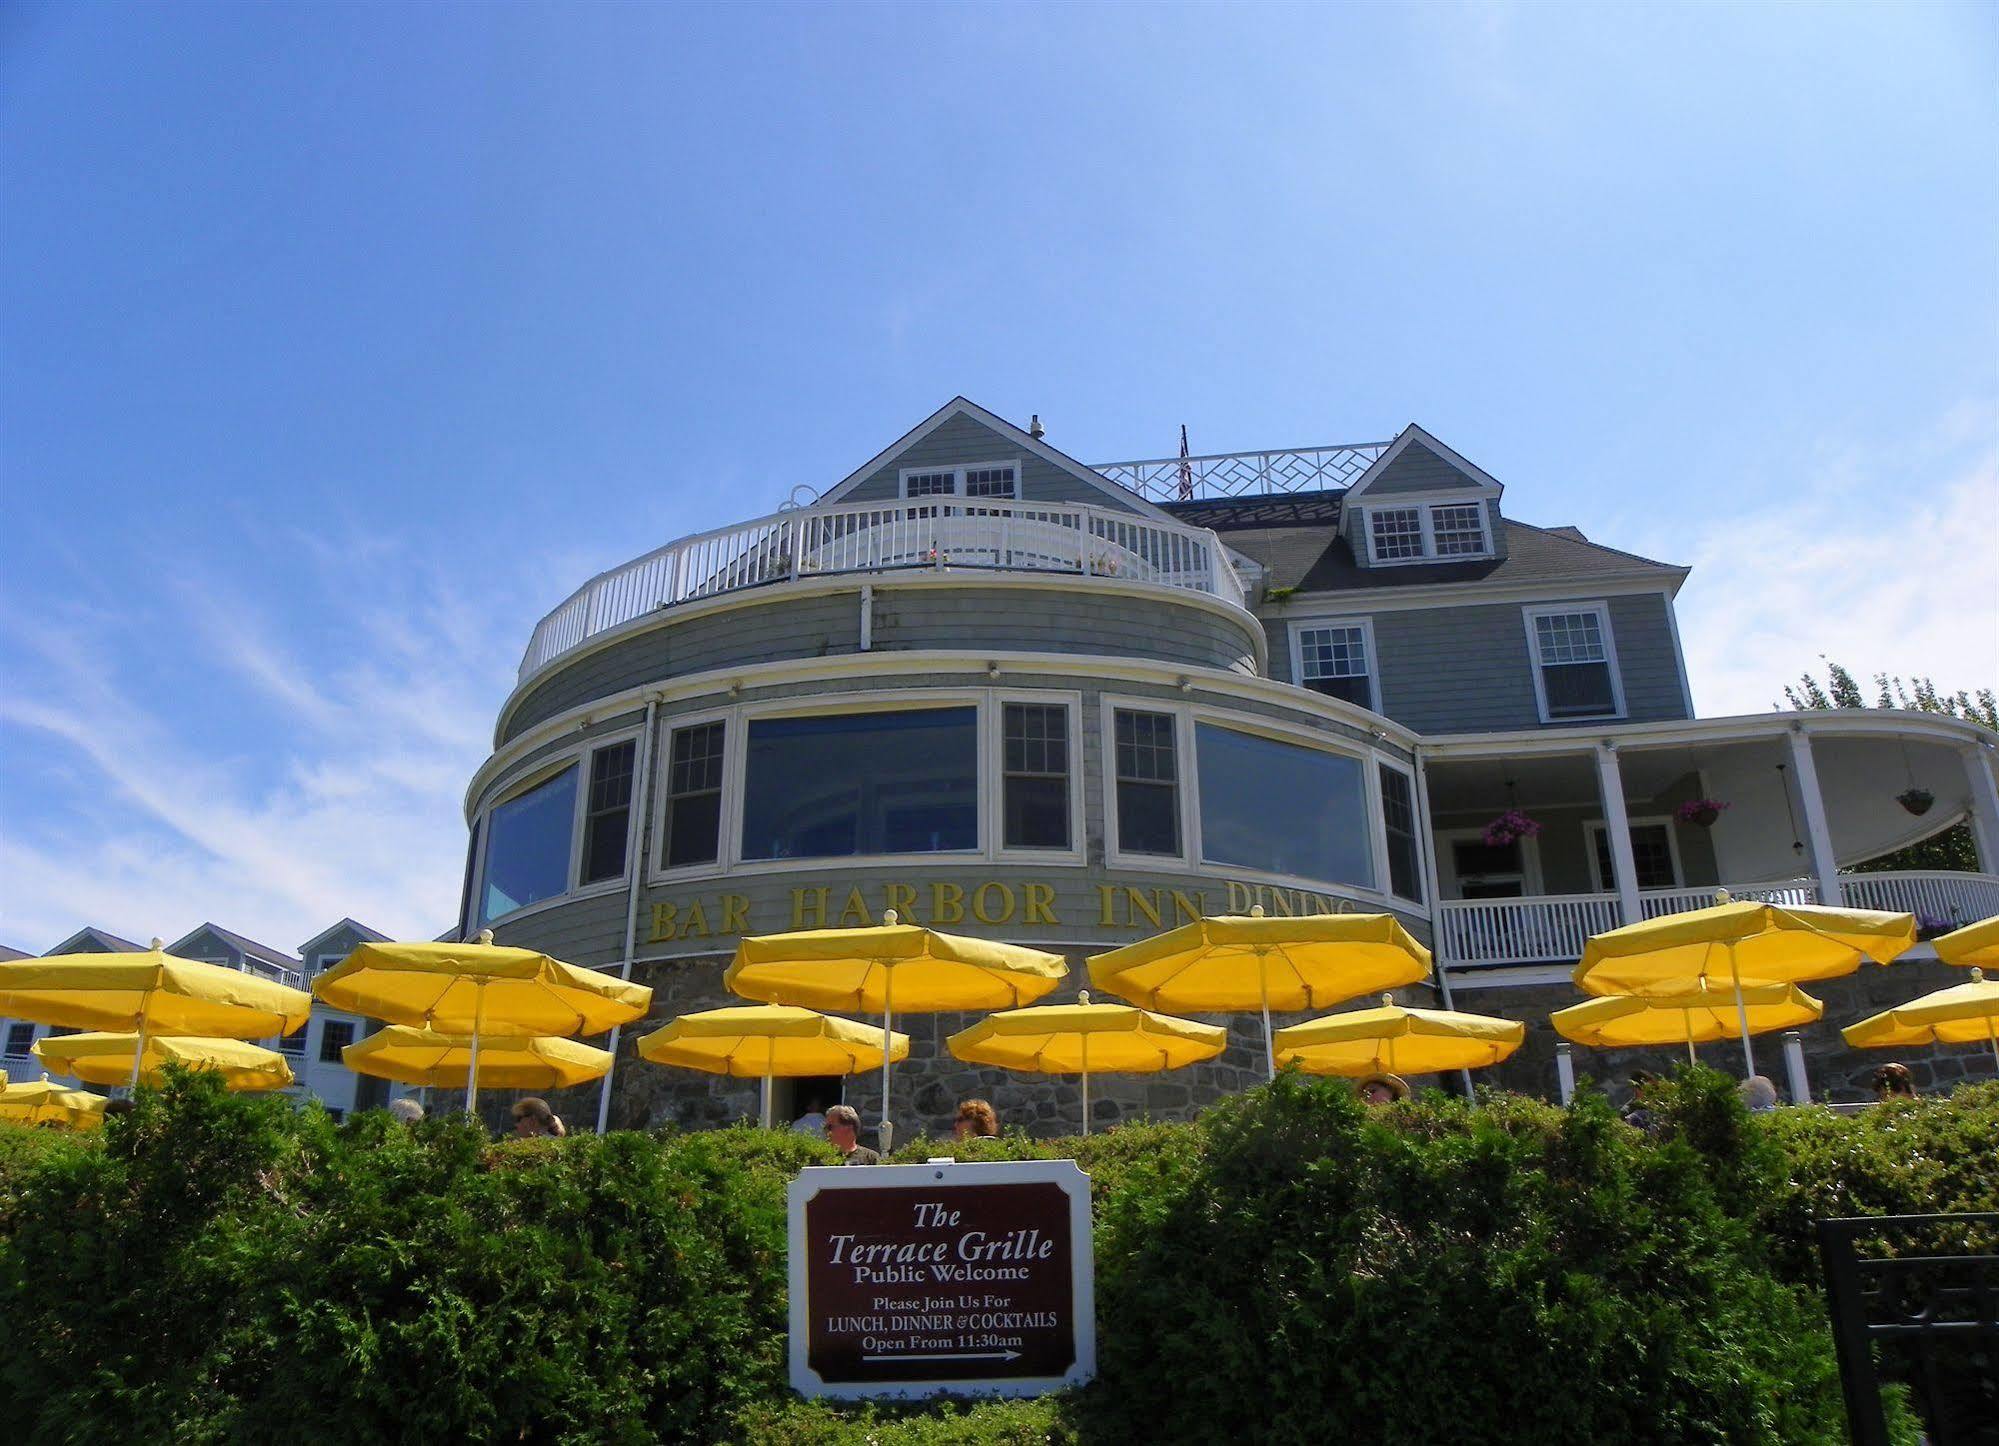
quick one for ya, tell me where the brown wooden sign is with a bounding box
[787,1159,1095,1398]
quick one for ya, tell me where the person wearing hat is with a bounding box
[1356,1073,1409,1105]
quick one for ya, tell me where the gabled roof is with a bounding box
[169,922,302,968]
[1342,423,1504,506]
[1225,517,1688,598]
[45,926,148,956]
[817,397,1179,522]
[0,944,31,962]
[297,917,390,960]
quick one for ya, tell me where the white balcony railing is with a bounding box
[519,497,1248,683]
[1437,872,1999,968]
[1091,441,1394,502]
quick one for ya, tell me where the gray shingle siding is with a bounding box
[1359,441,1489,497]
[1263,591,1690,733]
[836,413,1142,511]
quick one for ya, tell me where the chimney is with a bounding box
[1029,414,1045,439]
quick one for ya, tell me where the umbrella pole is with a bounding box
[1684,1010,1696,1067]
[879,965,894,1156]
[466,981,486,1118]
[1258,948,1275,1082]
[761,1073,773,1130]
[1987,1014,1998,1074]
[1727,946,1756,1077]
[1080,1033,1091,1138]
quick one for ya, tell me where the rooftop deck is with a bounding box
[1091,441,1392,502]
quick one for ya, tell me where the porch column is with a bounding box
[1963,743,1999,874]
[1786,727,1841,905]
[1594,743,1642,925]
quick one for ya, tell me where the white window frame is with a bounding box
[471,724,644,930]
[725,689,992,877]
[1374,758,1425,905]
[989,689,1087,865]
[652,704,737,881]
[317,1016,358,1066]
[1100,695,1198,871]
[896,459,1022,500]
[1359,499,1495,566]
[1286,616,1381,713]
[1436,826,1546,900]
[1188,708,1388,900]
[1585,815,1685,893]
[1522,600,1627,724]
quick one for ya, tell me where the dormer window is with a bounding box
[1363,502,1492,564]
[898,461,1019,500]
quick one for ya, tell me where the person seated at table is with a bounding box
[512,1096,566,1138]
[824,1104,879,1164]
[953,1098,999,1140]
[1872,1062,1916,1102]
[1356,1073,1409,1106]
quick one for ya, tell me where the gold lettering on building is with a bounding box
[793,887,830,929]
[930,881,966,925]
[836,888,873,928]
[971,882,1015,924]
[1022,882,1058,925]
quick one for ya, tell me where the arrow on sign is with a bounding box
[862,1349,1022,1363]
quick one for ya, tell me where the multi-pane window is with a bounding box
[1531,608,1619,719]
[479,766,580,925]
[1196,724,1373,887]
[904,471,955,498]
[963,466,1017,499]
[1002,702,1070,850]
[579,740,637,885]
[1378,765,1423,902]
[1592,823,1679,890]
[319,1020,356,1064]
[1368,508,1424,561]
[3,1023,34,1058]
[279,1026,307,1057]
[1431,504,1487,555]
[663,722,726,868]
[1113,709,1180,856]
[1297,624,1373,707]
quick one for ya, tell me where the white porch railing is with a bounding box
[519,497,1247,683]
[1437,872,1999,967]
[1091,441,1393,501]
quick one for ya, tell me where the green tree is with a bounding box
[1781,661,1997,874]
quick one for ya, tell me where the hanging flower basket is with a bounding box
[1481,810,1541,848]
[1915,911,1955,941]
[1674,799,1730,828]
[1896,787,1934,817]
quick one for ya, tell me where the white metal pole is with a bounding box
[879,963,894,1156]
[1257,948,1275,1081]
[761,1072,772,1130]
[1555,1042,1576,1104]
[466,980,486,1117]
[1782,1029,1810,1104]
[1727,945,1756,1077]
[1080,1032,1091,1137]
[1683,1011,1696,1068]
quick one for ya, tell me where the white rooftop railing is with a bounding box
[518,497,1248,684]
[1090,442,1393,502]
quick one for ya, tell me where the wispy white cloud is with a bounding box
[0,536,526,954]
[1663,409,1999,717]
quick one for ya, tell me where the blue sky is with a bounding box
[2,1,1994,951]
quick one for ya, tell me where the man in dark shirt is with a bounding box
[825,1104,879,1164]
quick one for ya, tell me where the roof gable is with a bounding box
[0,944,31,962]
[818,397,1177,521]
[297,917,389,960]
[45,926,148,956]
[169,922,301,968]
[1343,424,1504,506]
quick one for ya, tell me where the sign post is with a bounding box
[787,1158,1095,1399]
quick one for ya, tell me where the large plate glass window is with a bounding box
[1530,607,1619,719]
[741,707,978,860]
[1430,503,1487,555]
[479,766,580,925]
[1378,764,1423,902]
[1368,507,1424,561]
[1296,623,1373,707]
[1002,701,1071,849]
[663,722,726,867]
[579,740,637,885]
[1113,708,1180,856]
[1196,724,1373,887]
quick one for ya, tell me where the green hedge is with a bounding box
[3,1070,1989,1443]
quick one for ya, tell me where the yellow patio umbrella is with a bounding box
[1087,906,1432,1080]
[1552,981,1824,1066]
[32,1032,296,1092]
[1934,915,1999,970]
[343,1026,614,1091]
[0,1078,107,1129]
[0,940,311,1085]
[1573,891,1914,1074]
[1273,994,1524,1079]
[1842,967,1999,1071]
[946,989,1227,1134]
[725,910,1066,1151]
[638,1004,908,1128]
[314,930,651,1114]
